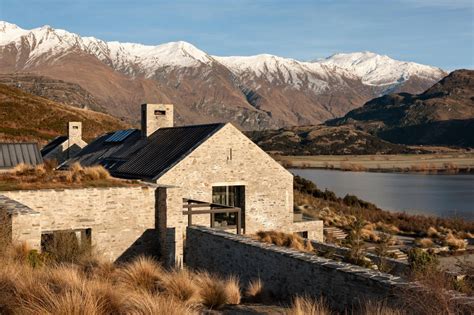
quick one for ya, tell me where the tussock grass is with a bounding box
[0,162,135,191]
[245,278,264,299]
[0,242,241,314]
[416,238,434,248]
[255,231,315,253]
[287,296,331,315]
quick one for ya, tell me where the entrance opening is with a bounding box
[212,185,245,228]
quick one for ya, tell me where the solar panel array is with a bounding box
[105,129,135,143]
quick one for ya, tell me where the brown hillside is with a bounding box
[0,83,130,144]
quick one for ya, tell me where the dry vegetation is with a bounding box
[254,230,314,253]
[0,83,129,144]
[294,176,474,239]
[0,243,243,314]
[0,162,137,191]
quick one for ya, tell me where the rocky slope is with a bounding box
[248,125,417,155]
[0,73,105,112]
[0,21,446,129]
[327,70,474,147]
[0,83,130,144]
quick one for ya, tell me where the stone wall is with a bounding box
[2,186,158,261]
[309,240,409,276]
[156,123,295,235]
[185,226,474,312]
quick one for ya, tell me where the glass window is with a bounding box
[212,186,245,227]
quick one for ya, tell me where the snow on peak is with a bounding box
[318,51,445,86]
[0,21,445,86]
[0,21,213,76]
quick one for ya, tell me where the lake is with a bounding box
[291,169,474,220]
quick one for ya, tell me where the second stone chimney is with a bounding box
[68,122,82,143]
[141,103,174,137]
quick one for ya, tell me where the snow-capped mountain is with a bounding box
[0,21,447,129]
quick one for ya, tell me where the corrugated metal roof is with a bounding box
[115,123,224,180]
[65,124,225,180]
[0,143,44,169]
[41,136,67,156]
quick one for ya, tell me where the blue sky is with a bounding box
[1,0,473,70]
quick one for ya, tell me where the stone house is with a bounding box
[41,122,87,164]
[1,104,322,265]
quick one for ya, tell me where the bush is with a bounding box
[407,248,438,272]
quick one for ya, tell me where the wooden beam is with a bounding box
[182,208,240,215]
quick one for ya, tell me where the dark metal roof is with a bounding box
[66,124,225,180]
[41,136,67,156]
[105,129,135,143]
[115,123,225,180]
[0,143,43,169]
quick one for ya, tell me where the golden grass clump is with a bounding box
[287,296,331,315]
[195,271,241,309]
[255,231,315,252]
[115,256,165,293]
[417,238,434,248]
[245,278,265,302]
[161,268,201,304]
[361,228,380,242]
[443,233,467,250]
[427,227,439,238]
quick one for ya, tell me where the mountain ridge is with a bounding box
[0,21,448,129]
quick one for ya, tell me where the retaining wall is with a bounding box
[185,226,474,312]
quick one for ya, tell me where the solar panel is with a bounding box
[105,129,135,143]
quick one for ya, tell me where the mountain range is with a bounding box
[327,69,474,147]
[0,21,447,129]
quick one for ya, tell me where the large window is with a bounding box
[41,229,92,262]
[212,185,245,228]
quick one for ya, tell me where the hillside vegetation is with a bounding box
[0,83,130,144]
[327,69,474,147]
[248,125,421,155]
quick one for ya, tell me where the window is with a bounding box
[72,126,79,129]
[41,229,92,261]
[154,110,166,116]
[212,186,245,228]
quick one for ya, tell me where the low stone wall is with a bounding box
[185,226,474,312]
[309,240,409,276]
[1,186,158,261]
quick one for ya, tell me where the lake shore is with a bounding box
[276,153,474,174]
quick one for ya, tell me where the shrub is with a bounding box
[195,272,229,309]
[407,248,438,272]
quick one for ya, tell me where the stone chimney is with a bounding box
[68,122,82,143]
[141,103,174,137]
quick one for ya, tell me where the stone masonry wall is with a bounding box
[0,195,41,250]
[2,186,157,261]
[185,226,474,312]
[156,123,295,234]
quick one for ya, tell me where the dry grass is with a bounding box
[245,278,264,300]
[0,242,243,314]
[0,162,136,191]
[443,233,467,250]
[359,300,404,315]
[195,271,241,309]
[287,296,331,315]
[255,231,315,253]
[427,226,439,238]
[115,256,166,293]
[417,238,434,248]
